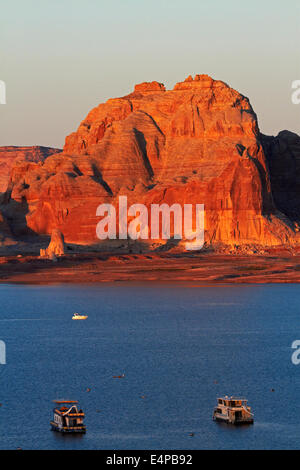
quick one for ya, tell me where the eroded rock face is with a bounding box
[2,75,300,249]
[0,146,61,193]
[40,228,65,258]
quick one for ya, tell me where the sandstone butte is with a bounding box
[1,74,300,251]
[40,228,65,259]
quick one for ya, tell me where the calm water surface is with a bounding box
[0,283,299,450]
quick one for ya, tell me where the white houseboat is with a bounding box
[50,400,86,433]
[213,396,254,425]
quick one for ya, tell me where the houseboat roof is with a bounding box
[53,400,79,404]
[218,397,248,401]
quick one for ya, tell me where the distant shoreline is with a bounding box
[0,251,299,285]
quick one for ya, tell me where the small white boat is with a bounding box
[72,313,88,320]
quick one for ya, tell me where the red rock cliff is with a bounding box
[2,75,299,248]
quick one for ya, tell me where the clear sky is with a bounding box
[0,0,299,148]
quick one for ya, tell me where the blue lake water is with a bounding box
[0,282,299,450]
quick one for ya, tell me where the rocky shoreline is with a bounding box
[0,249,300,285]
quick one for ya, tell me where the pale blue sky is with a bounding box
[0,0,299,147]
